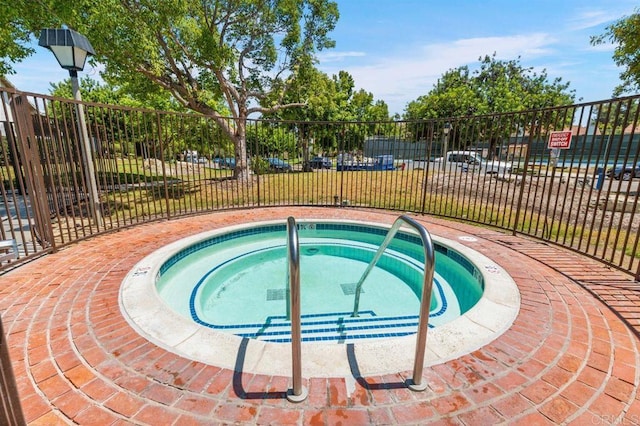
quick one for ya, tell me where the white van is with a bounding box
[435,151,514,175]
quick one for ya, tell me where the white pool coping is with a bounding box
[119,219,520,378]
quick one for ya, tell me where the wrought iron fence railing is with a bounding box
[1,87,638,280]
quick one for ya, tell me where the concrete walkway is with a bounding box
[1,207,639,425]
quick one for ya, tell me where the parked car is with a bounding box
[267,157,292,172]
[606,161,640,181]
[308,156,332,169]
[185,151,207,164]
[213,157,236,169]
[434,151,514,175]
[374,155,395,170]
[336,154,395,171]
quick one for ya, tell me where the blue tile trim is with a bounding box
[160,224,286,275]
[189,275,447,342]
[159,221,479,343]
[161,222,482,283]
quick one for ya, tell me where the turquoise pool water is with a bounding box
[155,222,484,343]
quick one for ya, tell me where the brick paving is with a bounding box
[1,207,639,425]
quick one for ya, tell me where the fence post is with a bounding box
[156,112,171,220]
[0,315,26,425]
[10,94,56,251]
[512,114,536,236]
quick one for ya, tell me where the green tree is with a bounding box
[263,66,339,156]
[49,76,181,110]
[94,0,338,182]
[591,10,640,97]
[0,16,33,76]
[0,2,45,75]
[8,0,339,182]
[405,54,575,119]
[47,76,190,158]
[0,1,82,75]
[266,69,391,154]
[404,54,576,153]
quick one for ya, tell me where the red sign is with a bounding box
[548,131,572,149]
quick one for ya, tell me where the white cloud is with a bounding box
[567,3,639,32]
[319,33,557,114]
[587,42,616,53]
[567,9,620,31]
[317,51,366,63]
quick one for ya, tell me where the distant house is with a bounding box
[0,76,16,89]
[564,125,602,136]
[0,77,47,140]
[0,76,17,137]
[622,123,640,135]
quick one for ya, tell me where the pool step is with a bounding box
[223,311,422,343]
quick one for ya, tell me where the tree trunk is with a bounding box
[233,117,251,183]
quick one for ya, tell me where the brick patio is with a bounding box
[1,207,639,425]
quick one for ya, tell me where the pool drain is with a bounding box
[340,283,362,296]
[266,288,286,301]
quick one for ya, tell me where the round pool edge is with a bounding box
[119,218,520,378]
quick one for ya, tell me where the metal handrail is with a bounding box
[285,217,307,402]
[351,214,435,391]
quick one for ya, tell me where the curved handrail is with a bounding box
[351,214,435,391]
[285,217,307,402]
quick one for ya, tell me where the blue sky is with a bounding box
[7,0,639,115]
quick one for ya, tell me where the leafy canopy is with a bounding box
[0,1,71,75]
[402,55,576,152]
[49,76,183,111]
[591,9,640,97]
[63,0,338,116]
[1,0,340,181]
[263,68,391,152]
[404,54,576,120]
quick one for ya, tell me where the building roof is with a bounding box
[0,76,17,90]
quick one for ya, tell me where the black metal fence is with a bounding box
[1,87,639,280]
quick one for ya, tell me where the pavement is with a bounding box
[0,190,34,256]
[1,207,639,425]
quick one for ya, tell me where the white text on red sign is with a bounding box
[548,131,572,149]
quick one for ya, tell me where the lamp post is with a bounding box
[441,122,451,172]
[39,28,102,227]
